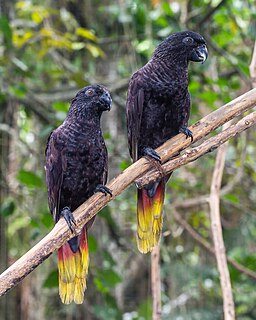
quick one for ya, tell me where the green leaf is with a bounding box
[43,270,58,288]
[94,277,109,293]
[0,16,12,49]
[103,250,116,267]
[9,83,27,97]
[71,42,85,50]
[51,101,69,112]
[17,170,43,188]
[97,269,122,288]
[0,200,15,217]
[119,159,131,171]
[76,27,97,41]
[223,193,239,204]
[92,302,121,320]
[138,299,153,319]
[41,213,53,229]
[88,234,98,253]
[85,43,105,58]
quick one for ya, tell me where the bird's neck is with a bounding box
[147,55,189,83]
[68,108,101,123]
[65,112,101,132]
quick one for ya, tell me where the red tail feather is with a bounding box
[58,227,89,304]
[137,179,165,253]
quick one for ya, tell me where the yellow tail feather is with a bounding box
[137,180,165,254]
[58,228,89,304]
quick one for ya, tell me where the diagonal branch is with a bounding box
[0,89,256,297]
[137,111,256,188]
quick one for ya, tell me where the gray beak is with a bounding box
[97,92,112,111]
[190,44,208,63]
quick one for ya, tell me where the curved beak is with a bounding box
[97,92,112,111]
[190,44,208,64]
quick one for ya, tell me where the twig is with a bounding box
[0,89,256,296]
[198,0,227,28]
[151,245,161,320]
[172,210,256,280]
[172,141,246,210]
[209,127,235,320]
[204,35,250,86]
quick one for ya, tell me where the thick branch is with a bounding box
[0,89,256,296]
[137,111,256,188]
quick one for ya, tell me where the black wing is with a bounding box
[126,72,145,161]
[45,130,66,223]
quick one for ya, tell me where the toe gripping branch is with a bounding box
[60,206,77,233]
[95,184,113,197]
[143,147,161,163]
[179,126,193,142]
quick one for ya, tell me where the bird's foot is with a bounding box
[95,184,112,197]
[143,147,161,163]
[179,126,193,142]
[60,206,76,233]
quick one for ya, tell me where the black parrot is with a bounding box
[45,84,112,304]
[126,31,208,253]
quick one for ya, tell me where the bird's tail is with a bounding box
[136,179,165,254]
[58,227,89,304]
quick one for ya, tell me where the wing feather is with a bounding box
[45,130,65,222]
[126,73,145,161]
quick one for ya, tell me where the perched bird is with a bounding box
[126,31,208,254]
[45,84,112,304]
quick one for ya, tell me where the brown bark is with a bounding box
[137,111,256,188]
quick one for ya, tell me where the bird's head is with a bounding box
[153,31,208,65]
[69,84,112,118]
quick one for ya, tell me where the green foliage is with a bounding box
[17,169,43,188]
[43,270,58,288]
[0,16,12,49]
[0,199,15,217]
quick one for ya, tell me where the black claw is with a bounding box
[60,206,76,233]
[95,184,113,197]
[143,147,161,163]
[179,126,193,142]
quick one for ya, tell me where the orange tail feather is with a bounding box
[58,227,89,304]
[137,179,165,254]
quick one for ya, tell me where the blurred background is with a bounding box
[0,0,256,319]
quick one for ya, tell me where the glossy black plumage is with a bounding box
[126,31,208,160]
[45,84,111,247]
[45,84,112,303]
[126,31,208,253]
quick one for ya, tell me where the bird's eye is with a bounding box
[182,37,194,45]
[86,89,94,96]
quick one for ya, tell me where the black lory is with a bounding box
[45,84,112,303]
[126,31,208,253]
